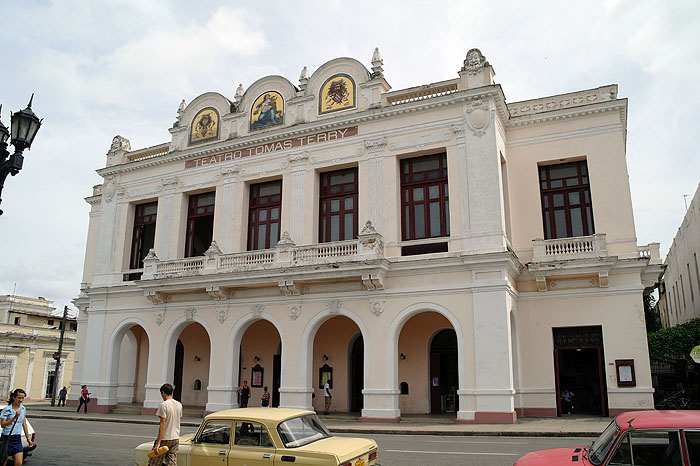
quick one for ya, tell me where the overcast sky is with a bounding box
[1,0,698,312]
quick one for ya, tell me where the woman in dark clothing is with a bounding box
[77,385,90,413]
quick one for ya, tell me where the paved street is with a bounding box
[26,417,595,466]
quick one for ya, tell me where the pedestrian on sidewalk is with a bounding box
[238,381,250,408]
[261,387,270,407]
[58,386,67,407]
[148,383,182,466]
[0,388,34,466]
[323,379,332,415]
[77,385,90,414]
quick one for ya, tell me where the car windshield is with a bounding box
[277,414,331,448]
[588,420,620,465]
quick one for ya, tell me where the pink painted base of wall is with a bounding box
[516,407,558,417]
[66,399,78,407]
[609,407,653,417]
[457,411,517,424]
[359,417,400,423]
[141,407,157,416]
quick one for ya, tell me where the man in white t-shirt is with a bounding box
[149,383,183,466]
[323,379,332,415]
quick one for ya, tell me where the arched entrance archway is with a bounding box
[106,320,151,407]
[238,320,281,408]
[313,316,362,414]
[397,311,457,415]
[171,322,210,407]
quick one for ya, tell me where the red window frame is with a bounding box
[248,180,282,251]
[129,202,157,270]
[539,161,594,240]
[400,153,450,241]
[185,192,215,257]
[319,167,358,243]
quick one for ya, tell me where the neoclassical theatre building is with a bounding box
[72,49,662,423]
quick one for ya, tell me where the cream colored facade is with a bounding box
[0,295,76,400]
[662,183,700,327]
[73,49,662,422]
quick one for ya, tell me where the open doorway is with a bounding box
[430,329,458,414]
[349,334,363,412]
[553,326,607,416]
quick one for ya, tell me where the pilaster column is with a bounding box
[461,98,506,252]
[92,176,125,285]
[215,167,240,253]
[154,177,181,260]
[287,152,308,244]
[25,348,36,397]
[362,137,387,236]
[206,306,236,412]
[467,284,516,423]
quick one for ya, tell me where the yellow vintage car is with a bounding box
[134,407,381,466]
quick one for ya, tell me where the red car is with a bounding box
[514,410,700,466]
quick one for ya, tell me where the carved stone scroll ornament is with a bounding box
[278,280,300,296]
[465,99,490,137]
[370,299,385,317]
[462,48,489,75]
[207,286,230,300]
[276,231,295,246]
[362,273,385,291]
[107,135,131,156]
[184,307,197,321]
[327,300,342,314]
[204,240,223,256]
[145,290,169,304]
[216,307,229,324]
[153,308,166,326]
[364,137,387,153]
[360,220,378,235]
[251,304,264,317]
[288,304,302,321]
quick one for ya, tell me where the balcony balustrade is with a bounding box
[141,226,384,281]
[531,234,608,262]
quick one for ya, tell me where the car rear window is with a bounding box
[277,414,331,448]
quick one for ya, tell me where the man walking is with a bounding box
[323,379,332,415]
[58,386,67,407]
[149,384,182,466]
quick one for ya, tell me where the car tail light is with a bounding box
[340,462,352,466]
[369,450,377,460]
[31,433,35,442]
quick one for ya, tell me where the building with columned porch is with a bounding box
[71,48,662,423]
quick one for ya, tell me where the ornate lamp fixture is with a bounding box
[0,95,42,215]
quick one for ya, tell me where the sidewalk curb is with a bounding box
[30,412,599,437]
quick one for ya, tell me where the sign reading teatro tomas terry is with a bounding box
[185,126,358,169]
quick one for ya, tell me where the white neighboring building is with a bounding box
[72,49,662,422]
[663,183,700,327]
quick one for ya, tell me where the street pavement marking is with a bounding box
[385,449,518,456]
[427,439,528,445]
[90,433,154,439]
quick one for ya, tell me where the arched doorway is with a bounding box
[171,323,210,407]
[238,320,281,408]
[349,334,364,412]
[109,322,150,406]
[313,316,362,413]
[430,329,458,414]
[397,311,457,415]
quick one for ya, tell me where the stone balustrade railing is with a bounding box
[141,226,384,280]
[532,234,608,262]
[637,243,662,264]
[385,80,459,106]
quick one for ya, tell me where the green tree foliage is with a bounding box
[648,318,700,361]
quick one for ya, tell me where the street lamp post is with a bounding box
[0,95,42,216]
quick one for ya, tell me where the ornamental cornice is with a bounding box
[504,100,627,129]
[96,87,506,177]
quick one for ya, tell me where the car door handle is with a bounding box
[281,456,296,462]
[219,450,227,456]
[262,454,272,458]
